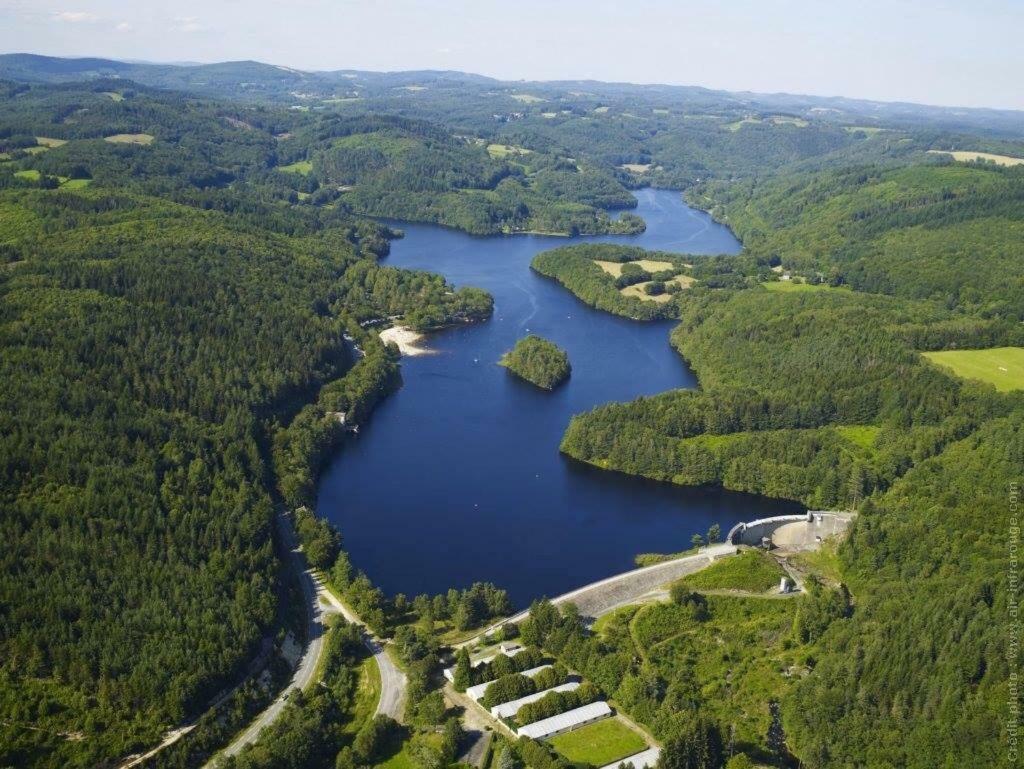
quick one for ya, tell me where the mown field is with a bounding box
[547,717,647,766]
[922,346,1024,391]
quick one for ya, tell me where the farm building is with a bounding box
[442,645,527,683]
[598,746,661,769]
[465,664,552,701]
[516,701,612,739]
[490,682,580,719]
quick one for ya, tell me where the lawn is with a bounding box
[278,159,313,175]
[678,550,786,593]
[922,347,1024,392]
[548,717,647,766]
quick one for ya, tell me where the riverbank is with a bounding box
[379,325,433,356]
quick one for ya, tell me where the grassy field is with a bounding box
[548,717,647,766]
[678,550,786,593]
[35,136,67,148]
[762,280,846,293]
[835,424,881,451]
[278,159,313,175]
[726,117,761,131]
[487,143,531,158]
[922,346,1024,392]
[510,93,544,103]
[620,283,672,303]
[927,149,1024,167]
[102,91,125,102]
[592,258,675,276]
[617,163,652,173]
[104,133,155,145]
[14,169,40,181]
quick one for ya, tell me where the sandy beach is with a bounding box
[379,325,433,356]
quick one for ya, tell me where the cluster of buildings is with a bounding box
[444,644,660,769]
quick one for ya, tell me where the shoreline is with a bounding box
[379,325,434,356]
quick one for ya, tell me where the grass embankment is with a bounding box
[602,595,808,749]
[922,346,1024,392]
[676,550,786,593]
[548,717,646,766]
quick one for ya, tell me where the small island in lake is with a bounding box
[500,335,571,390]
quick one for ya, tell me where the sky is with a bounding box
[1,0,1022,111]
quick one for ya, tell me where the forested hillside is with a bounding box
[1,59,1021,769]
[551,154,1023,765]
[691,159,1024,316]
[0,84,493,768]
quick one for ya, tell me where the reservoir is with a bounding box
[317,189,801,606]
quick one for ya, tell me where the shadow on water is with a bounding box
[317,189,802,606]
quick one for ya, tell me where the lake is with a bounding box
[317,188,801,606]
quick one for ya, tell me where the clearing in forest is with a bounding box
[593,259,675,276]
[922,347,1024,392]
[927,149,1024,167]
[104,133,154,145]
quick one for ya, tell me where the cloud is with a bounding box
[53,10,99,23]
[174,16,206,33]
[115,21,132,31]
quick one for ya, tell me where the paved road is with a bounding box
[313,574,407,719]
[466,544,735,645]
[213,511,327,763]
[209,512,406,766]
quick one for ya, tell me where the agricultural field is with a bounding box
[34,136,67,148]
[762,280,846,293]
[922,346,1024,392]
[593,259,675,276]
[927,149,1024,166]
[510,93,545,103]
[104,133,154,144]
[547,717,647,766]
[486,143,531,158]
[620,283,672,303]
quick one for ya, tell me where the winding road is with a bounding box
[208,511,406,766]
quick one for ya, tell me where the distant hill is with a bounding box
[2,53,1023,136]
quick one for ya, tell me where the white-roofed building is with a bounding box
[516,701,612,739]
[465,664,552,701]
[443,646,526,683]
[490,681,580,719]
[597,746,661,769]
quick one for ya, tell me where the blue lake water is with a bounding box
[317,189,801,606]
